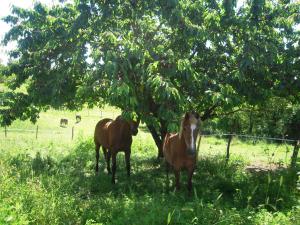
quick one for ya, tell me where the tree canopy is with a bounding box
[1,0,299,156]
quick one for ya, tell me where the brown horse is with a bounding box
[94,115,140,184]
[163,112,200,192]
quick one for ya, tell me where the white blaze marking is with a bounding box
[191,124,196,149]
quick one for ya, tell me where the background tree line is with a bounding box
[204,98,300,140]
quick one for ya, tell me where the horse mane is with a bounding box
[179,115,186,139]
[115,115,124,121]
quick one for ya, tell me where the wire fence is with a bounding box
[197,133,299,168]
[0,110,116,140]
[201,133,297,143]
[1,126,78,140]
[1,126,299,168]
[2,127,298,141]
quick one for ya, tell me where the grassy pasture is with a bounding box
[0,108,299,225]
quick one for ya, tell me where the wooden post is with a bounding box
[4,126,7,138]
[72,126,74,140]
[196,135,202,152]
[36,125,39,139]
[226,134,233,162]
[291,140,300,168]
[196,134,202,161]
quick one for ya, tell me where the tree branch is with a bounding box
[213,107,243,118]
[200,103,220,121]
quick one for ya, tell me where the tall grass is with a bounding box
[0,108,299,224]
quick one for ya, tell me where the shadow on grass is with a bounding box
[6,139,299,215]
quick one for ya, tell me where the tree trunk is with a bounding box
[248,110,254,134]
[159,119,168,156]
[291,140,300,168]
[226,134,233,162]
[146,123,165,158]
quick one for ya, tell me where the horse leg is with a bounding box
[102,147,111,174]
[102,147,107,161]
[166,161,170,179]
[174,169,180,191]
[111,152,117,184]
[165,161,170,192]
[106,149,111,174]
[125,150,131,177]
[95,144,100,173]
[187,167,195,193]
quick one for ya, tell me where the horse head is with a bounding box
[179,112,201,155]
[130,116,140,136]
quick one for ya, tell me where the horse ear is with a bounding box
[180,113,187,139]
[184,112,189,120]
[195,112,200,120]
[135,117,140,127]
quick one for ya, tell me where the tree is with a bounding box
[1,0,299,157]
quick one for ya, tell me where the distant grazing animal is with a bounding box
[76,115,81,123]
[60,118,68,127]
[94,115,140,184]
[163,112,201,192]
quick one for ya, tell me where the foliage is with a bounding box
[285,107,300,140]
[0,64,6,83]
[1,0,299,156]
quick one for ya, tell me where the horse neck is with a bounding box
[116,120,132,137]
[178,132,187,149]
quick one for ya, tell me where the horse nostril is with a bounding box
[132,129,138,136]
[187,148,196,156]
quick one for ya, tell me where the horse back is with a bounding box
[109,119,132,150]
[94,118,113,146]
[94,117,132,151]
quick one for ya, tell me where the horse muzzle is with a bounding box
[187,148,196,156]
[132,129,138,136]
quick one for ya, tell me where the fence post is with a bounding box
[4,126,7,138]
[196,134,202,152]
[226,134,233,162]
[291,140,300,168]
[72,126,74,140]
[196,134,202,161]
[36,125,39,139]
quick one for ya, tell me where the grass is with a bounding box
[0,108,299,225]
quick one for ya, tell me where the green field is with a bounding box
[0,108,299,225]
